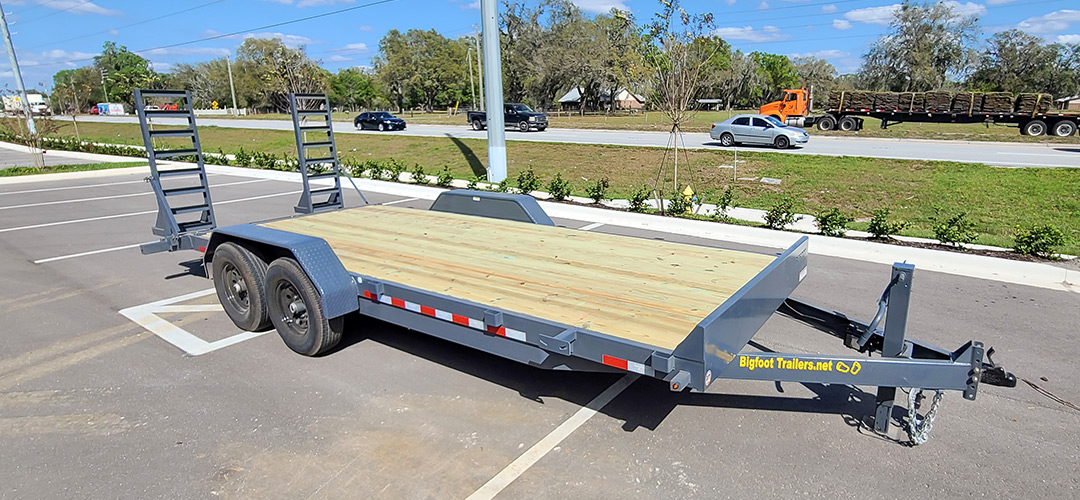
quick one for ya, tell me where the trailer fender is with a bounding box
[430,189,554,226]
[205,225,359,319]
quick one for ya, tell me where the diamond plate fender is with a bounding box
[205,224,359,319]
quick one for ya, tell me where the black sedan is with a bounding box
[354,111,406,131]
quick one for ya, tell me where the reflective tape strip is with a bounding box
[602,354,646,374]
[365,292,526,343]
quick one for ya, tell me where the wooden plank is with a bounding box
[262,206,776,351]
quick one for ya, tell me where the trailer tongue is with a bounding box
[135,90,1015,446]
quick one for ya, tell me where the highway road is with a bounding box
[74,115,1080,168]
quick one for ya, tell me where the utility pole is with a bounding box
[0,1,43,168]
[479,0,505,182]
[473,25,484,112]
[226,53,238,115]
[466,48,476,110]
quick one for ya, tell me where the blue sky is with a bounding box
[2,0,1079,92]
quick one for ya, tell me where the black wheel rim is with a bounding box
[778,137,788,148]
[1030,124,1044,135]
[275,280,309,337]
[520,122,528,131]
[222,262,250,314]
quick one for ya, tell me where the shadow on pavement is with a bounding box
[327,315,884,437]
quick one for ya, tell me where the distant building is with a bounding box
[558,87,645,111]
[1054,95,1080,111]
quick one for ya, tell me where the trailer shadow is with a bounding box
[332,317,888,439]
[164,259,207,279]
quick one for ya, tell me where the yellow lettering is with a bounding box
[850,361,861,375]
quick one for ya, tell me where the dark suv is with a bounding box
[467,103,548,132]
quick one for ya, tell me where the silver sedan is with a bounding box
[709,114,810,149]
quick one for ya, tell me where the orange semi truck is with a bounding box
[760,88,1080,137]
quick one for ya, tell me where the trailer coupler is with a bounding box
[978,348,1016,388]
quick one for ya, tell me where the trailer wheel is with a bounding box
[471,119,484,131]
[212,242,272,332]
[1051,120,1077,137]
[719,132,734,147]
[266,258,344,356]
[838,116,859,132]
[1021,119,1047,136]
[817,115,837,131]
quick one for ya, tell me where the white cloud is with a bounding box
[758,1,769,10]
[342,43,368,53]
[724,0,736,5]
[149,61,173,73]
[569,0,629,14]
[40,49,94,60]
[844,4,899,26]
[358,25,373,31]
[943,1,987,18]
[1057,34,1080,44]
[1018,10,1080,34]
[821,4,837,14]
[987,0,1018,4]
[789,49,849,59]
[832,19,852,30]
[325,55,354,63]
[141,47,232,57]
[464,1,478,10]
[713,25,790,42]
[35,0,120,16]
[242,32,319,48]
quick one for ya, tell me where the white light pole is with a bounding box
[226,53,238,115]
[479,0,505,182]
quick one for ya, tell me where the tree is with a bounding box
[967,30,1079,96]
[859,1,981,91]
[373,29,467,112]
[94,41,162,108]
[52,67,100,113]
[751,52,799,101]
[329,67,377,111]
[236,38,327,112]
[792,56,837,110]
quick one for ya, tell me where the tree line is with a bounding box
[46,0,1080,115]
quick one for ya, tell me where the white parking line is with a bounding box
[465,374,638,500]
[578,222,604,231]
[33,242,150,264]
[0,179,270,211]
[0,190,301,233]
[0,179,147,196]
[381,197,419,206]
[119,288,270,356]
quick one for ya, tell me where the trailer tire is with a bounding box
[1051,120,1077,137]
[472,119,484,131]
[817,115,837,131]
[719,132,735,147]
[1022,120,1047,136]
[838,116,859,132]
[266,257,344,356]
[212,242,272,332]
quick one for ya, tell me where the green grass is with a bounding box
[0,161,145,176]
[164,108,1080,144]
[43,120,1080,254]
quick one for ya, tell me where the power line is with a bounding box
[9,0,66,17]
[27,0,228,50]
[16,0,95,26]
[15,0,398,69]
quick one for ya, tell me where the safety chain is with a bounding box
[906,388,944,446]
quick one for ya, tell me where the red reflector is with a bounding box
[363,290,374,300]
[602,355,628,370]
[451,314,469,326]
[486,325,506,337]
[390,297,405,308]
[420,305,436,316]
[198,246,207,252]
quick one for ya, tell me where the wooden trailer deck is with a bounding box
[262,205,777,351]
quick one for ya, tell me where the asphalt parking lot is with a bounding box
[1,167,1078,499]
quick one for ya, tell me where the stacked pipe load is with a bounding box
[873,92,900,110]
[923,92,953,111]
[951,92,982,113]
[1015,93,1052,114]
[898,92,924,111]
[981,92,1014,113]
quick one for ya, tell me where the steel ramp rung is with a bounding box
[154,148,200,159]
[171,204,211,215]
[162,185,207,196]
[299,125,332,132]
[177,220,214,232]
[297,110,329,117]
[143,110,195,118]
[307,172,338,180]
[138,90,188,98]
[309,187,340,196]
[156,167,204,178]
[148,129,195,138]
[302,141,334,149]
[304,157,335,163]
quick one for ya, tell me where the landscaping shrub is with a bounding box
[383,158,406,181]
[867,208,909,239]
[932,211,978,246]
[467,176,481,190]
[411,163,428,184]
[436,166,454,188]
[231,148,253,167]
[711,185,736,222]
[585,177,609,203]
[764,197,803,230]
[665,189,690,216]
[516,167,541,195]
[547,172,571,201]
[1013,224,1066,258]
[814,207,854,237]
[494,179,513,193]
[628,185,650,213]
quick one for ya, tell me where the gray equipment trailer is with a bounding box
[134,90,1015,446]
